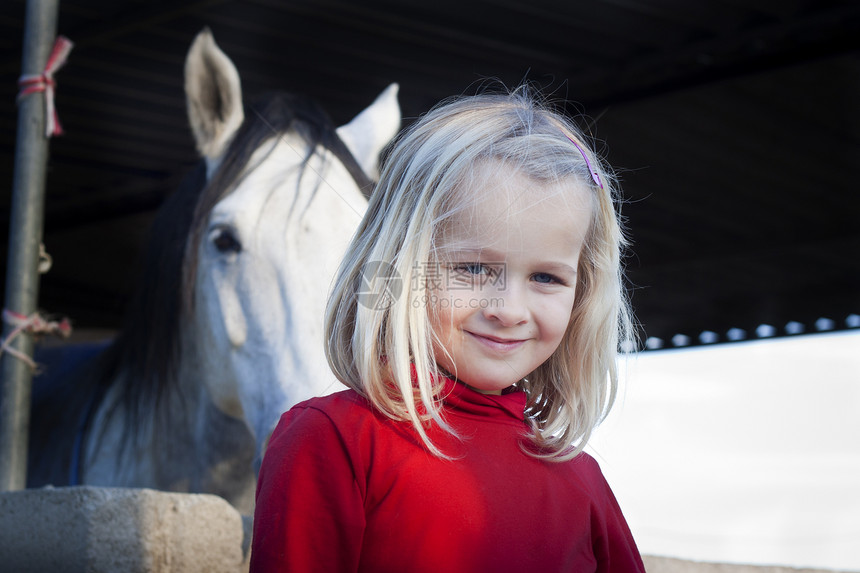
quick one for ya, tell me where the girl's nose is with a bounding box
[482,285,528,327]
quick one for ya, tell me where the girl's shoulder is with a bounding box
[563,452,625,503]
[270,387,388,447]
[562,451,606,479]
[265,387,410,473]
[282,387,373,427]
[293,387,369,412]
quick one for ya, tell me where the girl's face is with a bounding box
[428,162,592,394]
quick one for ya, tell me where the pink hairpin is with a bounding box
[566,136,603,189]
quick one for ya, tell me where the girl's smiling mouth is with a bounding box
[466,331,529,352]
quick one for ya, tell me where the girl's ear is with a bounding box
[336,83,401,181]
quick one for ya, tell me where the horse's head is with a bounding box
[182,29,400,460]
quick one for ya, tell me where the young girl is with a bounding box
[251,88,644,572]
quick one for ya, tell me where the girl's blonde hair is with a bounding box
[325,87,634,460]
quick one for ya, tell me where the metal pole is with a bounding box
[0,0,61,491]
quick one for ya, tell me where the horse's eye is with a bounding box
[212,228,242,254]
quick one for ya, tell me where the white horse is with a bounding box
[27,29,400,514]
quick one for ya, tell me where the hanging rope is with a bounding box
[0,309,72,371]
[16,35,74,138]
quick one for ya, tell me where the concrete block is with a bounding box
[0,486,249,573]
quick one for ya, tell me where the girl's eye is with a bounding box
[456,263,489,275]
[532,272,562,285]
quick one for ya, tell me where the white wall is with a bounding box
[589,331,860,571]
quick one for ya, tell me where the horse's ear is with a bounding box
[336,83,401,181]
[185,28,244,162]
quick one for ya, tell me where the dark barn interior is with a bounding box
[1,0,858,350]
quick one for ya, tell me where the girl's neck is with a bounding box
[436,365,506,395]
[465,383,502,396]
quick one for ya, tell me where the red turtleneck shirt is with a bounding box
[251,378,645,572]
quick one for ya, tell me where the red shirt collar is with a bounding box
[439,375,527,423]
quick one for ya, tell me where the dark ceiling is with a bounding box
[1,0,858,350]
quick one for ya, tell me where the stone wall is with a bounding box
[0,486,249,573]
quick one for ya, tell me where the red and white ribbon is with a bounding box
[17,35,74,138]
[1,309,72,370]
